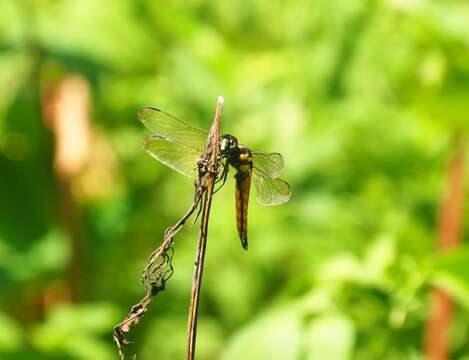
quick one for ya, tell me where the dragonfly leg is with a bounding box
[192,194,204,225]
[213,161,229,194]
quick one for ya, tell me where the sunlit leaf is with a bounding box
[0,312,23,352]
[222,306,302,360]
[302,313,355,360]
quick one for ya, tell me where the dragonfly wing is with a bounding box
[139,106,208,152]
[252,167,291,206]
[251,151,284,178]
[144,135,201,178]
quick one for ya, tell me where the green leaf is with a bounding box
[6,229,70,281]
[32,303,120,356]
[302,313,355,360]
[222,306,302,360]
[0,311,23,352]
[63,335,115,360]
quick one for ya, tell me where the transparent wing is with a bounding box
[251,151,284,178]
[139,106,208,152]
[252,167,291,206]
[144,135,201,178]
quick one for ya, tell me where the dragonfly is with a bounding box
[139,106,291,250]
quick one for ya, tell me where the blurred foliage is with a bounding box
[1,0,469,359]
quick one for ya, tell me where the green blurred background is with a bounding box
[1,0,469,359]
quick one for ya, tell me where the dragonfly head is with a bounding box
[220,134,239,154]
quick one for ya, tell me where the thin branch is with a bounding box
[186,96,224,360]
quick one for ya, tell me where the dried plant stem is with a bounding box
[143,186,203,280]
[186,180,215,359]
[113,96,223,360]
[186,96,223,360]
[113,189,202,360]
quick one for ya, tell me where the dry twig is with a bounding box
[186,97,223,360]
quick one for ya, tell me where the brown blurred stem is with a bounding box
[44,75,92,302]
[424,134,466,360]
[186,97,223,360]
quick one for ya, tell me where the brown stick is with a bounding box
[186,96,224,360]
[424,134,465,360]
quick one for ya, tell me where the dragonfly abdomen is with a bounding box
[235,167,251,250]
[233,146,252,250]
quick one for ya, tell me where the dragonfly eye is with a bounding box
[220,138,228,151]
[220,135,238,152]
